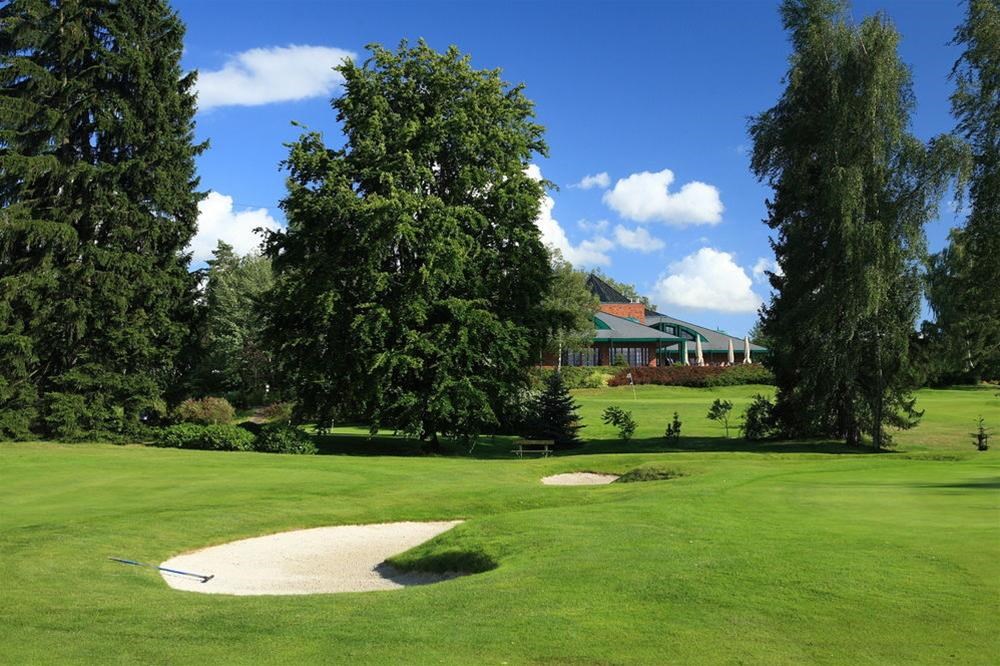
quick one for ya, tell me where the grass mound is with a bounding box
[615,465,686,483]
[386,546,498,575]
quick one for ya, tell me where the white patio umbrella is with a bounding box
[743,336,752,364]
[727,339,735,365]
[695,337,704,366]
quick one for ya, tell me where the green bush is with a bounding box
[602,405,636,441]
[153,423,254,451]
[172,397,235,425]
[529,367,612,391]
[703,364,775,387]
[741,394,778,440]
[258,401,294,423]
[253,423,316,454]
[664,411,682,444]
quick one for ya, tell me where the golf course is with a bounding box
[2,384,997,664]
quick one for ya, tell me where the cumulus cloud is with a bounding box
[189,191,282,262]
[652,248,762,313]
[196,45,355,110]
[613,225,665,253]
[752,256,782,283]
[528,164,612,266]
[603,169,723,225]
[572,172,610,190]
[577,218,609,233]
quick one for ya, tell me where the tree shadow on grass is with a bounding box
[916,477,1000,490]
[312,430,882,459]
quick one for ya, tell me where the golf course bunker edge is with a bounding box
[541,472,620,485]
[159,520,465,595]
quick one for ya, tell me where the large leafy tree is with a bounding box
[0,0,203,438]
[750,0,960,448]
[266,41,551,447]
[542,251,599,370]
[189,242,275,405]
[925,0,1000,383]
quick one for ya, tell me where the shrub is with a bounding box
[153,423,255,451]
[254,423,317,454]
[616,465,686,483]
[258,401,294,423]
[972,416,990,451]
[529,367,612,391]
[172,397,235,425]
[607,364,774,388]
[707,399,734,437]
[741,394,778,440]
[602,406,636,441]
[664,411,682,444]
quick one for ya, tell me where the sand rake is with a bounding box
[109,557,214,583]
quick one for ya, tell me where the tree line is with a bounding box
[0,0,996,448]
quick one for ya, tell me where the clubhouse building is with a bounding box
[552,274,767,368]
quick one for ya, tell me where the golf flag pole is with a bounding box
[627,371,636,401]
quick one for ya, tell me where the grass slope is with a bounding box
[1,385,997,664]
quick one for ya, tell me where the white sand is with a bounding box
[159,520,463,595]
[541,472,619,486]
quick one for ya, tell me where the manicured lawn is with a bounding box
[1,386,997,663]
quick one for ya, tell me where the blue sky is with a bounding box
[176,0,967,337]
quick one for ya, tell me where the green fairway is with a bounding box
[1,386,998,664]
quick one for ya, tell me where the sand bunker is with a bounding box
[541,472,619,486]
[160,520,463,595]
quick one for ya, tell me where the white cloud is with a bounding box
[603,169,723,225]
[196,45,355,110]
[751,256,782,283]
[189,191,282,262]
[572,172,610,190]
[613,225,665,253]
[653,248,762,313]
[529,164,612,266]
[577,218,609,233]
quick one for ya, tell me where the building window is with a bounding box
[610,346,648,366]
[562,348,599,367]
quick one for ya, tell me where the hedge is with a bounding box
[151,423,316,454]
[607,364,775,388]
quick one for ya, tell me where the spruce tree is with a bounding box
[749,0,961,448]
[0,1,203,438]
[926,0,1000,383]
[530,371,583,447]
[266,41,551,447]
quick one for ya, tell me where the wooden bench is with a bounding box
[512,439,554,458]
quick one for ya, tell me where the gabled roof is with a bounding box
[585,273,631,304]
[593,311,679,342]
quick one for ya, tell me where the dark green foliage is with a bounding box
[0,0,204,439]
[526,372,583,447]
[972,416,989,451]
[664,411,682,445]
[187,242,276,405]
[707,399,733,437]
[925,0,1000,383]
[253,423,316,455]
[607,365,775,388]
[616,465,686,483]
[264,41,550,447]
[612,354,629,367]
[171,397,235,425]
[749,0,961,448]
[153,424,255,451]
[602,406,636,441]
[741,394,778,441]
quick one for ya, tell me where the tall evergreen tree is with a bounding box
[265,41,551,447]
[749,0,960,448]
[926,0,1000,383]
[0,1,203,438]
[528,371,583,447]
[191,241,275,405]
